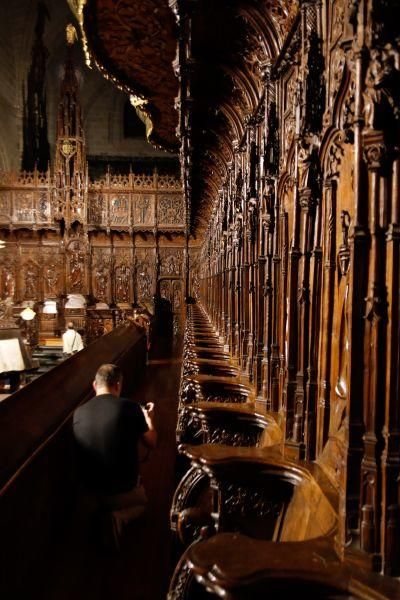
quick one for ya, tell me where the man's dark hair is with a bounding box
[95,364,122,389]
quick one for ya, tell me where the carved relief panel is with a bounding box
[41,247,63,298]
[0,192,12,224]
[159,248,183,277]
[109,193,130,226]
[13,191,35,223]
[282,69,297,160]
[0,252,17,300]
[114,248,133,304]
[92,247,112,303]
[36,190,51,224]
[88,192,107,226]
[66,239,86,294]
[135,248,155,304]
[157,194,184,226]
[159,278,183,311]
[189,249,201,299]
[325,0,348,120]
[21,256,41,300]
[133,193,155,227]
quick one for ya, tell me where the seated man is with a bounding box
[73,363,157,541]
[62,322,84,356]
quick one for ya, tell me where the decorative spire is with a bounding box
[21,1,50,172]
[53,27,87,227]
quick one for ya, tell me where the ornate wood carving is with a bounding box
[67,239,86,294]
[73,0,179,151]
[169,0,400,584]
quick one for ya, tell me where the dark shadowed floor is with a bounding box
[44,335,182,600]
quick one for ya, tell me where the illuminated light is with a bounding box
[20,307,36,321]
[130,94,148,108]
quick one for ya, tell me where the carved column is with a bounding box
[359,132,387,564]
[260,181,274,407]
[338,51,369,559]
[270,177,281,411]
[382,153,400,575]
[316,178,337,456]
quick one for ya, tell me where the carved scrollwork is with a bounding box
[326,132,345,180]
[170,465,209,530]
[220,482,284,519]
[180,379,200,405]
[203,424,263,447]
[167,559,193,600]
[363,140,389,170]
[158,195,184,225]
[176,408,203,444]
[202,392,248,404]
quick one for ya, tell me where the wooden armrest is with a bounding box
[184,533,400,599]
[178,444,338,542]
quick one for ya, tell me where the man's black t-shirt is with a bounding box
[73,394,148,495]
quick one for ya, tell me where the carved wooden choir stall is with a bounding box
[1,0,399,598]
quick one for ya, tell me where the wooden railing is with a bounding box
[0,323,146,597]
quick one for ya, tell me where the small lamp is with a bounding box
[20,306,36,346]
[20,306,36,321]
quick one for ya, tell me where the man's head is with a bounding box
[67,322,75,330]
[93,363,122,396]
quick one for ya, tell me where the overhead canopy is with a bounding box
[69,0,299,228]
[68,0,180,152]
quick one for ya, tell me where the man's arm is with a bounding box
[141,402,157,448]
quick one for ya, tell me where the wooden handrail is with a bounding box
[0,323,146,493]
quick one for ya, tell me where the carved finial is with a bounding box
[66,23,77,46]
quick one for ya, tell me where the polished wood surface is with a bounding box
[167,0,400,585]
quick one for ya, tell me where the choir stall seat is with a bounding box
[168,446,342,599]
[177,375,252,444]
[171,403,282,547]
[175,533,400,600]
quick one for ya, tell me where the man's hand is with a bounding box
[143,402,155,421]
[141,402,157,448]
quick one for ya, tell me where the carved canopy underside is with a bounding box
[70,0,299,229]
[72,0,179,152]
[171,0,299,229]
